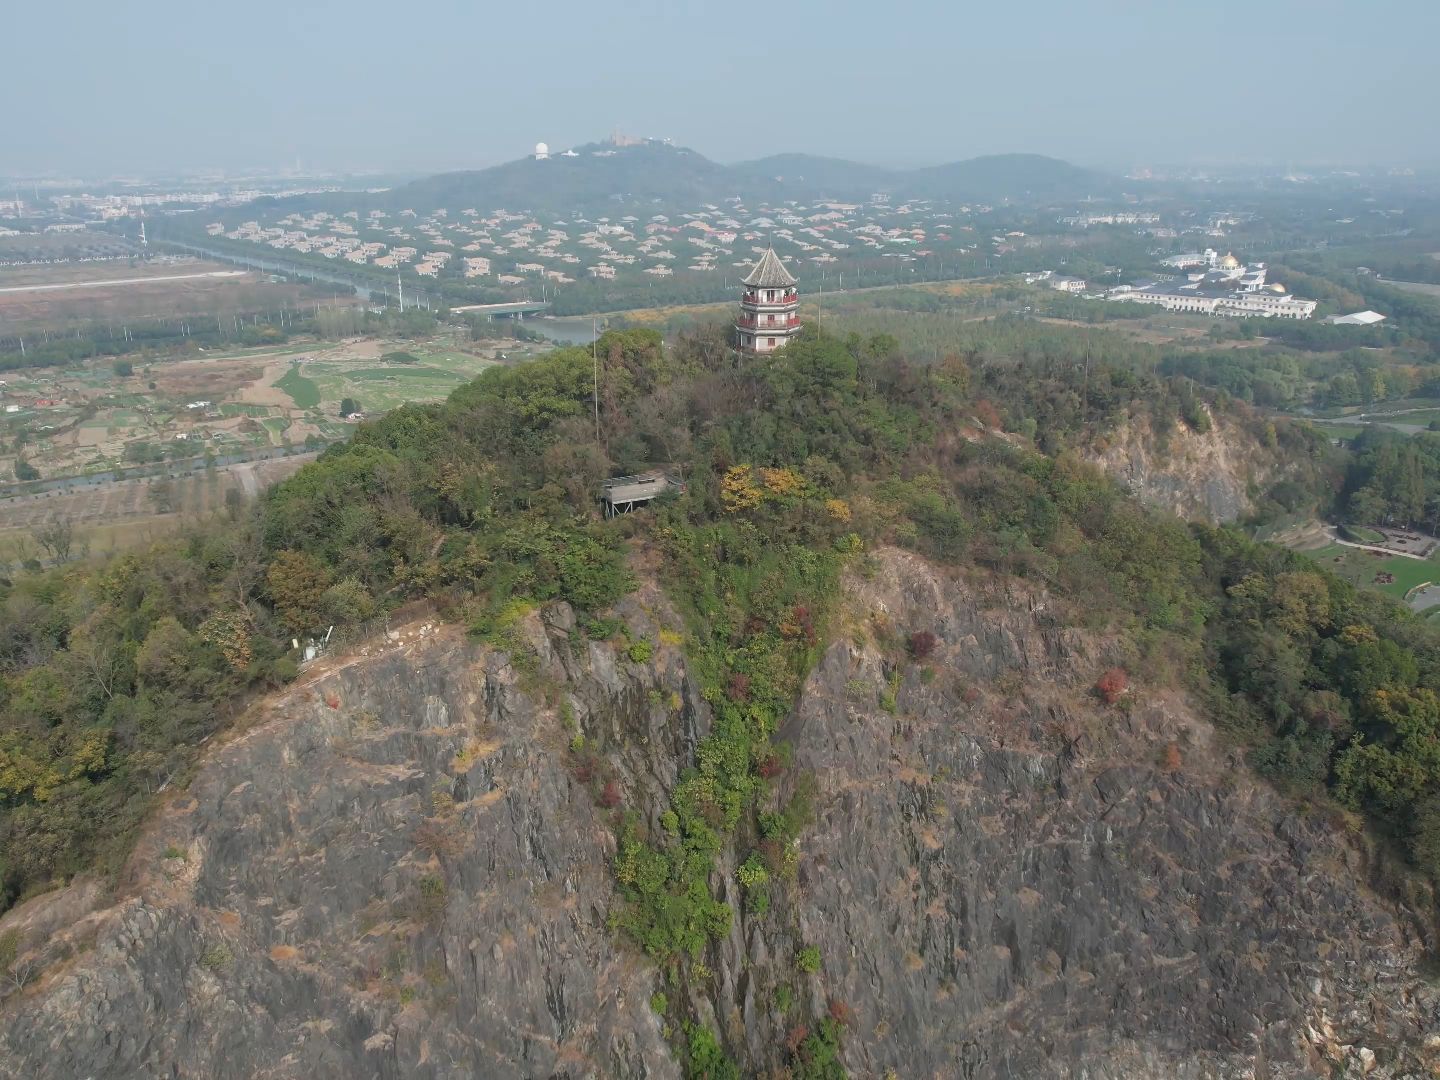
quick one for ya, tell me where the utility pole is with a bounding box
[592,317,601,443]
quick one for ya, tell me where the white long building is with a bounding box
[1111,287,1317,319]
[1111,252,1316,319]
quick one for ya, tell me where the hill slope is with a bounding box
[3,329,1438,1077]
[261,142,1120,215]
[728,152,899,197]
[389,141,744,213]
[0,553,1434,1078]
[903,152,1117,202]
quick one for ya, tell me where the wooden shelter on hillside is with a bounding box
[601,470,685,518]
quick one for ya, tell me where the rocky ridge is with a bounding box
[1087,408,1282,524]
[0,549,1437,1078]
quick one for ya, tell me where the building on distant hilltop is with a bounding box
[1050,275,1087,293]
[534,142,549,160]
[735,246,800,353]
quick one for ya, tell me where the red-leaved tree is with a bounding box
[1096,668,1129,705]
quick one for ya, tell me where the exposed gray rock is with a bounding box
[2,551,1438,1079]
[1087,408,1274,523]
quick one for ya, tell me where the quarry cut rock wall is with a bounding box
[0,551,1436,1078]
[1087,408,1281,524]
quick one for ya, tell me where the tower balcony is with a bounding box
[742,291,799,307]
[736,314,802,330]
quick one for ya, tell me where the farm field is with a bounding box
[0,255,322,333]
[0,453,316,558]
[0,329,521,485]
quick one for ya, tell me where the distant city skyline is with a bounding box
[7,0,1438,177]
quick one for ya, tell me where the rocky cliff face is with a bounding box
[1087,409,1277,524]
[2,551,1437,1078]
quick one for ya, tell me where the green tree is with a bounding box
[265,550,331,633]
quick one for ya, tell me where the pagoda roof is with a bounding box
[742,246,797,288]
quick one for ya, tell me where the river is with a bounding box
[534,316,607,345]
[157,239,391,301]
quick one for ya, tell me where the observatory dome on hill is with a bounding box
[533,142,549,160]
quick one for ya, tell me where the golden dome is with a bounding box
[1219,253,1241,269]
[1268,282,1287,293]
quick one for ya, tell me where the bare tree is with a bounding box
[148,478,176,514]
[32,517,75,564]
[67,626,120,701]
[0,930,36,993]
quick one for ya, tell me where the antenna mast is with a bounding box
[592,317,601,442]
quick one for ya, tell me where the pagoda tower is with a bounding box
[736,246,800,352]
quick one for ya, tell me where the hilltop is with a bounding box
[728,152,899,196]
[3,326,1440,1077]
[906,151,1117,201]
[258,140,1120,216]
[388,141,743,214]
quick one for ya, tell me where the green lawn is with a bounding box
[260,417,292,444]
[1302,543,1440,600]
[275,364,321,409]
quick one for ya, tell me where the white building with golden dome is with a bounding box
[1110,249,1316,318]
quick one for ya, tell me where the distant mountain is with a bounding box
[729,153,898,198]
[382,142,744,214]
[903,153,1118,202]
[251,142,1120,218]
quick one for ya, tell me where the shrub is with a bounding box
[796,945,821,973]
[1161,742,1182,773]
[1095,668,1128,705]
[585,616,622,639]
[651,991,668,1014]
[737,853,770,890]
[686,1023,739,1080]
[599,779,622,809]
[415,874,448,925]
[199,944,232,971]
[907,630,938,660]
[627,638,654,664]
[791,1018,845,1079]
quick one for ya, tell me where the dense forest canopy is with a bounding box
[3,322,1440,1074]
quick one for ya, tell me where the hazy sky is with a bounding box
[8,0,1437,177]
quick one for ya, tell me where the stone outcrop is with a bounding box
[2,551,1438,1078]
[1087,408,1276,523]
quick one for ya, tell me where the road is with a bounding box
[0,270,247,295]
